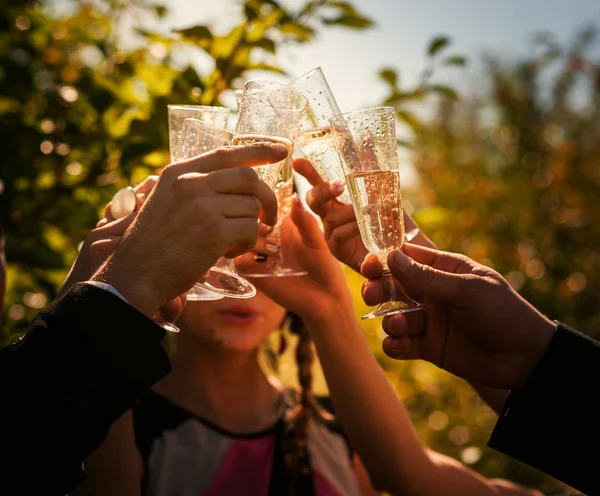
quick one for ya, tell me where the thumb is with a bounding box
[387,247,465,301]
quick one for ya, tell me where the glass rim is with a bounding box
[167,104,229,112]
[329,106,395,124]
[239,80,308,111]
[290,66,323,83]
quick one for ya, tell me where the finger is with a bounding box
[329,222,361,252]
[324,206,357,239]
[387,245,469,302]
[132,175,159,196]
[305,182,343,217]
[95,211,137,237]
[206,168,278,226]
[212,194,262,220]
[222,217,260,258]
[259,221,274,236]
[157,295,185,323]
[360,253,384,279]
[96,217,109,228]
[291,157,324,187]
[252,236,280,256]
[101,176,158,225]
[290,193,327,250]
[382,336,420,360]
[362,279,385,306]
[88,236,121,263]
[401,243,472,273]
[167,142,289,176]
[383,311,425,338]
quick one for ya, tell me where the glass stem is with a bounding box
[381,268,398,302]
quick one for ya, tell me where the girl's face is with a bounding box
[176,289,287,352]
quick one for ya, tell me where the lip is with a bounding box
[217,305,261,326]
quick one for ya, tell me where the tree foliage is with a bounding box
[0,0,372,342]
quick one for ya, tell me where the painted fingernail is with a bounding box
[270,143,288,155]
[331,181,345,192]
[293,193,304,209]
[266,243,279,253]
[254,254,268,263]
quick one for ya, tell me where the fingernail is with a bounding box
[266,243,279,253]
[393,250,410,270]
[270,143,288,155]
[254,254,268,263]
[293,193,304,209]
[331,181,345,192]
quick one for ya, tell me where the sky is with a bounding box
[164,0,600,113]
[160,0,600,190]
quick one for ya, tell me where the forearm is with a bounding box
[426,450,540,496]
[304,303,433,495]
[0,283,169,494]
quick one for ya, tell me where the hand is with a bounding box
[61,176,186,321]
[92,142,285,318]
[293,157,435,273]
[237,194,352,322]
[361,243,556,390]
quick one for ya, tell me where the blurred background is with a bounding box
[1,1,599,493]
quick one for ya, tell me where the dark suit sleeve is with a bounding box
[0,282,171,496]
[488,322,600,495]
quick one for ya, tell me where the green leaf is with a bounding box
[426,84,459,99]
[176,25,213,49]
[120,141,157,166]
[279,21,314,42]
[427,36,450,56]
[249,38,276,54]
[442,55,467,67]
[244,4,258,21]
[379,68,398,88]
[395,109,421,131]
[322,14,373,29]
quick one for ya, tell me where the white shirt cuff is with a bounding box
[84,281,129,304]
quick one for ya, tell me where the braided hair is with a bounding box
[281,312,334,495]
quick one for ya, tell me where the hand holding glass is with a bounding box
[329,106,424,319]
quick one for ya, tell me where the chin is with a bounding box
[209,324,269,352]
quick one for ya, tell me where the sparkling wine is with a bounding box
[231,134,292,189]
[295,127,350,204]
[346,170,404,262]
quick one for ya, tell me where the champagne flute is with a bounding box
[168,105,229,301]
[178,118,257,299]
[329,107,424,319]
[232,81,308,277]
[233,80,307,188]
[290,68,420,241]
[289,67,351,205]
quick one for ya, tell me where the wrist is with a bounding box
[301,292,355,331]
[515,315,557,390]
[91,258,162,319]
